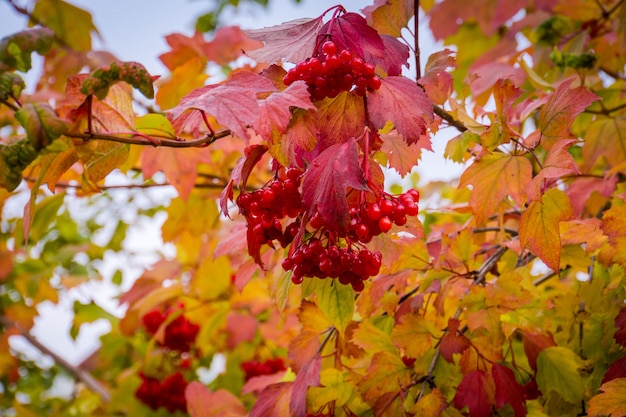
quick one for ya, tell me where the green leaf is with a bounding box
[536,346,585,404]
[0,139,37,191]
[31,0,98,52]
[0,28,54,72]
[0,73,25,101]
[310,279,354,335]
[80,61,157,100]
[135,113,176,139]
[25,193,65,242]
[14,103,68,151]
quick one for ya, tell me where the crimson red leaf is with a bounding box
[168,71,276,140]
[254,80,316,142]
[492,363,527,417]
[365,34,409,77]
[615,307,626,347]
[603,356,626,384]
[522,330,557,371]
[319,12,385,60]
[453,369,496,417]
[249,382,293,417]
[367,76,434,147]
[290,356,321,417]
[301,138,368,231]
[440,318,471,362]
[245,17,325,64]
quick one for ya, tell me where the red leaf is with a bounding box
[319,12,385,60]
[453,369,496,417]
[440,318,471,362]
[380,132,423,177]
[315,92,366,151]
[528,139,581,200]
[566,175,617,217]
[538,78,599,149]
[219,145,268,216]
[419,49,455,105]
[245,17,325,64]
[301,138,368,231]
[367,76,434,147]
[603,356,626,384]
[249,382,293,417]
[168,71,276,140]
[185,382,246,417]
[290,356,321,417]
[492,363,527,417]
[615,307,626,347]
[522,330,557,371]
[202,26,263,66]
[368,34,410,77]
[254,80,315,142]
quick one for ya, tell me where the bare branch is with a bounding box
[433,105,468,132]
[68,128,232,148]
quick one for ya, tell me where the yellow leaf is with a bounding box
[459,153,532,223]
[391,312,438,359]
[156,57,208,110]
[519,188,574,271]
[599,204,626,267]
[410,388,448,416]
[192,256,231,301]
[587,378,626,417]
[535,346,584,404]
[352,318,397,354]
[308,369,353,407]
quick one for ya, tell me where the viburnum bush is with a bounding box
[1,0,626,416]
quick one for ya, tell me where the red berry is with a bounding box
[321,40,337,56]
[379,216,393,232]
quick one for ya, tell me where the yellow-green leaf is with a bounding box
[311,279,354,335]
[352,318,397,354]
[519,188,574,271]
[458,153,532,223]
[14,103,68,151]
[535,346,584,404]
[31,0,99,52]
[135,113,176,139]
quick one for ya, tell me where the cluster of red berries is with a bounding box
[282,237,381,292]
[136,372,188,413]
[141,305,200,353]
[236,168,304,249]
[241,358,286,381]
[283,40,382,100]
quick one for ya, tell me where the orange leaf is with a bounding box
[410,388,448,416]
[459,153,532,223]
[380,132,422,177]
[519,188,573,271]
[587,378,626,417]
[560,218,607,253]
[249,382,294,417]
[583,117,626,173]
[538,78,599,149]
[315,92,366,150]
[185,382,247,417]
[362,0,414,38]
[600,204,626,267]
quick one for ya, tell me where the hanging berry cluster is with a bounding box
[135,372,188,413]
[283,40,382,101]
[241,358,287,381]
[141,304,200,352]
[236,160,421,292]
[236,167,304,250]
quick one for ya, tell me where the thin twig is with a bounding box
[433,105,468,132]
[0,316,111,402]
[414,0,421,80]
[68,128,231,148]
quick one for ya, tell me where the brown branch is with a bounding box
[433,105,468,133]
[68,128,231,148]
[0,316,110,402]
[414,0,421,80]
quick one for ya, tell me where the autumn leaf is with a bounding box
[186,382,247,417]
[362,0,414,37]
[141,146,211,201]
[519,188,574,271]
[249,382,293,417]
[522,331,557,372]
[391,311,437,359]
[583,117,626,173]
[14,103,68,151]
[538,78,599,149]
[168,71,276,140]
[315,92,366,150]
[287,108,319,152]
[368,76,434,146]
[603,356,626,384]
[319,12,385,59]
[307,278,355,335]
[492,363,526,417]
[301,138,368,231]
[528,139,580,200]
[245,17,325,64]
[419,49,456,105]
[253,80,315,142]
[453,369,496,417]
[352,318,397,354]
[587,378,626,417]
[600,204,626,267]
[220,144,268,216]
[290,356,321,417]
[440,318,471,362]
[410,388,448,416]
[359,351,412,401]
[560,218,607,254]
[459,153,532,224]
[379,132,422,177]
[203,26,263,65]
[159,31,207,70]
[535,346,584,404]
[80,61,157,100]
